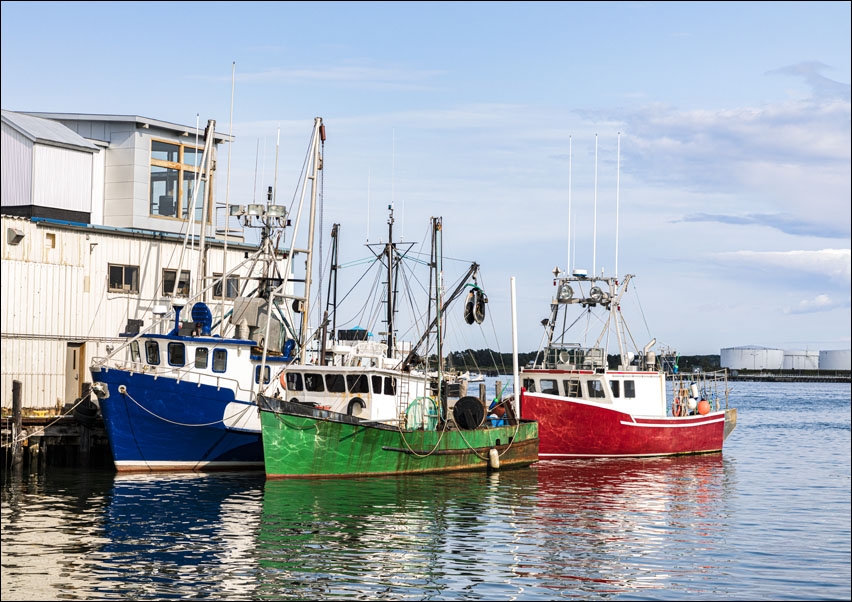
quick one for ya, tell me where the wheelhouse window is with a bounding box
[304,373,325,392]
[325,374,346,393]
[212,349,227,372]
[348,374,370,394]
[587,380,606,398]
[130,341,141,364]
[624,380,636,398]
[609,380,621,398]
[286,372,304,391]
[195,347,208,368]
[212,273,240,299]
[383,377,397,396]
[540,378,559,395]
[255,365,271,384]
[167,342,186,366]
[371,375,383,394]
[145,341,160,365]
[108,264,140,294]
[563,379,582,397]
[149,140,209,221]
[163,269,191,297]
[522,378,536,393]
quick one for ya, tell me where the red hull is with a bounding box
[521,393,727,458]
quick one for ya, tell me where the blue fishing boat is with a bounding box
[90,118,325,472]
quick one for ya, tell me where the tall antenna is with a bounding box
[567,135,572,275]
[366,168,371,242]
[272,125,280,205]
[615,132,621,278]
[593,133,598,276]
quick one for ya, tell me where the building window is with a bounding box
[108,264,140,293]
[212,273,240,299]
[149,140,209,220]
[163,269,191,297]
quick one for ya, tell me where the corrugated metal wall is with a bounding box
[1,216,254,411]
[1,122,34,207]
[32,144,94,213]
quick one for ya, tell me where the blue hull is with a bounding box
[92,368,263,472]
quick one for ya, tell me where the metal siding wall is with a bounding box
[1,215,253,410]
[1,123,34,206]
[32,145,93,213]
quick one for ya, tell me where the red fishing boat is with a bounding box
[519,268,737,459]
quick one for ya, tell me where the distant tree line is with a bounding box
[442,349,722,374]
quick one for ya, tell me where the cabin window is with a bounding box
[162,269,191,297]
[587,380,606,398]
[130,341,141,364]
[563,379,582,397]
[371,375,383,394]
[212,273,240,299]
[609,380,620,398]
[167,342,186,366]
[108,264,140,294]
[522,378,536,393]
[149,140,210,221]
[145,341,160,365]
[325,374,346,393]
[286,372,303,391]
[348,374,370,394]
[195,347,209,368]
[304,373,325,392]
[383,377,397,396]
[255,365,271,384]
[624,380,636,398]
[212,349,227,372]
[540,378,559,395]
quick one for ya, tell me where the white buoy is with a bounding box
[489,448,500,470]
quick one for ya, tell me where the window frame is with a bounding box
[108,263,140,294]
[149,138,210,221]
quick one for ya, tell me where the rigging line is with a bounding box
[123,390,253,428]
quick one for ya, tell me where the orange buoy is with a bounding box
[697,399,711,415]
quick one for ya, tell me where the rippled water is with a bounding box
[2,381,850,600]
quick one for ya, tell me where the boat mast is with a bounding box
[385,206,396,358]
[432,216,446,419]
[300,118,325,363]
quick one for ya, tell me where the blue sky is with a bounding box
[2,1,850,355]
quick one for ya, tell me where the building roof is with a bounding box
[17,112,234,143]
[1,110,99,152]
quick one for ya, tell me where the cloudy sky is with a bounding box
[2,1,849,355]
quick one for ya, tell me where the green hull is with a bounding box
[258,396,539,478]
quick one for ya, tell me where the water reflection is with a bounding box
[525,455,733,597]
[94,472,265,600]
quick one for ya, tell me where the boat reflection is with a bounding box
[99,472,265,598]
[524,454,734,596]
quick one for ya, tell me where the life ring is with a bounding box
[347,397,366,417]
[672,397,684,417]
[279,371,287,389]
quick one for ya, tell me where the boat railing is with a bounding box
[543,345,605,370]
[92,356,255,399]
[669,369,730,412]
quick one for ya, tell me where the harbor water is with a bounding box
[2,380,850,600]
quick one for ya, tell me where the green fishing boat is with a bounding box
[256,210,539,478]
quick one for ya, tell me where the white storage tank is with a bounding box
[819,350,851,371]
[720,346,784,370]
[783,350,820,370]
